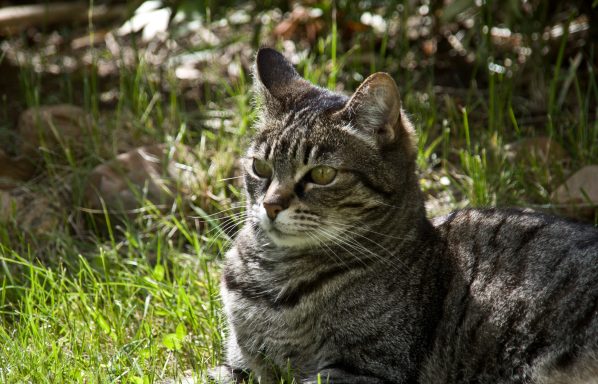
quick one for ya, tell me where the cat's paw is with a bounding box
[302,369,385,384]
[206,366,250,384]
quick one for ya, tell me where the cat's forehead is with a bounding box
[250,91,348,156]
[250,114,339,163]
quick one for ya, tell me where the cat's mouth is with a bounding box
[259,218,318,248]
[253,204,322,248]
[264,221,304,237]
[265,227,315,248]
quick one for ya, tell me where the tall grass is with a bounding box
[0,1,596,382]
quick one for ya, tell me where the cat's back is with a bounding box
[423,208,598,383]
[433,207,597,279]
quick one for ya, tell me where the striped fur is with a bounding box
[209,48,598,384]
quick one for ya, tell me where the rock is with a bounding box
[18,194,62,235]
[504,136,568,165]
[551,165,598,219]
[83,144,201,227]
[1,189,63,236]
[0,149,36,189]
[18,104,91,158]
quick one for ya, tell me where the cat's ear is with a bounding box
[335,73,414,150]
[254,48,303,101]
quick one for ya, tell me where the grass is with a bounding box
[0,1,597,383]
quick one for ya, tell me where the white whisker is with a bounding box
[317,222,412,274]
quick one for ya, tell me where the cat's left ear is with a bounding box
[335,73,415,151]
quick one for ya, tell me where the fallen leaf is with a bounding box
[273,5,324,43]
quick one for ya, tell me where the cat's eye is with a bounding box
[309,166,337,185]
[252,158,272,178]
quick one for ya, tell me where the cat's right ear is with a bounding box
[254,48,303,102]
[255,48,301,99]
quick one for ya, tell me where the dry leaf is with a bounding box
[273,5,324,43]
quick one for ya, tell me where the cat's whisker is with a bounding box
[215,219,251,240]
[218,175,245,182]
[369,199,406,210]
[322,219,412,241]
[192,215,250,240]
[219,216,253,236]
[320,224,411,274]
[200,216,250,241]
[192,203,245,215]
[334,228,412,262]
[189,206,247,221]
[306,231,354,272]
[202,218,257,260]
[316,227,379,270]
[202,213,251,229]
[320,218,409,250]
[201,215,253,250]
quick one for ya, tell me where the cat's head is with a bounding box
[243,48,421,249]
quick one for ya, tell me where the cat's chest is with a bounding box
[224,287,327,371]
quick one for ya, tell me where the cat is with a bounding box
[209,48,598,384]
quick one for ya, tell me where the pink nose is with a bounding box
[263,202,283,220]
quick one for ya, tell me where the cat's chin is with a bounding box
[264,228,316,249]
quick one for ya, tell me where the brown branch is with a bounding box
[0,2,127,34]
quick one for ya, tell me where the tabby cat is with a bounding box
[209,48,598,384]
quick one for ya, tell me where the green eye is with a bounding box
[252,158,272,178]
[310,166,337,185]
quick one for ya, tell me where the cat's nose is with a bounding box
[263,181,293,220]
[263,202,283,220]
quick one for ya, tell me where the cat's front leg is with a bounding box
[302,368,386,384]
